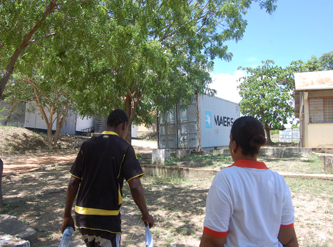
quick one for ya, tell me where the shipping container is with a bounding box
[158,93,240,151]
[24,101,93,135]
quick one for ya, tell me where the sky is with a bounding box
[210,0,333,103]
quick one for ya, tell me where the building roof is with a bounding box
[294,70,333,91]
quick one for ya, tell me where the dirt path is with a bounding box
[1,145,153,175]
[2,152,77,174]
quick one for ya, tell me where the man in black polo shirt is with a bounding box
[61,109,154,247]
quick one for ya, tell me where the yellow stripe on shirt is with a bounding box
[75,205,119,216]
[69,172,81,180]
[127,173,144,182]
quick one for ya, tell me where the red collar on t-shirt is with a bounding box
[228,160,269,170]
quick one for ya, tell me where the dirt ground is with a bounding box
[1,127,333,246]
[2,152,333,247]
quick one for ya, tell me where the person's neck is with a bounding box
[105,126,120,136]
[233,155,258,162]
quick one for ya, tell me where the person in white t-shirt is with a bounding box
[200,116,298,247]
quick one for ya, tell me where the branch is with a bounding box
[32,82,50,128]
[159,1,213,42]
[56,0,93,6]
[26,78,51,101]
[28,32,56,45]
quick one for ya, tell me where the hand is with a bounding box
[61,216,75,233]
[142,214,154,228]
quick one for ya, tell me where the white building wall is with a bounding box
[132,124,138,138]
[76,116,94,131]
[24,102,93,135]
[24,102,57,130]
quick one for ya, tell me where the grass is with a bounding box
[0,200,27,214]
[163,151,328,174]
[284,178,333,246]
[164,153,233,169]
[262,153,326,174]
[285,177,333,196]
[143,173,188,184]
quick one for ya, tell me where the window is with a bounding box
[309,97,333,123]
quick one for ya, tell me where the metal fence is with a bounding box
[279,128,300,143]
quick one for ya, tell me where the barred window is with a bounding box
[309,97,333,123]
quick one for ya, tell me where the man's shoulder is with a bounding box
[82,134,102,144]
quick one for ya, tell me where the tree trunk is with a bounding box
[0,158,3,206]
[264,123,272,145]
[125,95,133,144]
[52,108,68,147]
[46,124,53,147]
[126,123,132,144]
[0,49,24,99]
[124,90,142,144]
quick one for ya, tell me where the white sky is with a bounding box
[209,70,245,104]
[209,70,296,128]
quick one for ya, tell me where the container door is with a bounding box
[178,107,188,148]
[177,98,199,149]
[158,110,177,149]
[187,99,199,149]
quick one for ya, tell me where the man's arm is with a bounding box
[127,177,154,227]
[200,232,226,247]
[61,176,81,233]
[278,227,298,247]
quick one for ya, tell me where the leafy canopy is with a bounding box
[1,0,278,137]
[238,60,294,143]
[65,0,278,125]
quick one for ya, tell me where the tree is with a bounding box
[289,50,333,72]
[67,0,278,142]
[5,40,80,147]
[1,0,277,143]
[319,51,333,70]
[5,73,75,147]
[0,78,32,125]
[0,0,101,99]
[238,60,295,144]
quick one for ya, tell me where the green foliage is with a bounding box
[0,0,104,97]
[319,51,333,70]
[238,60,295,143]
[289,50,333,72]
[292,123,299,129]
[1,0,278,133]
[270,129,279,135]
[68,0,278,129]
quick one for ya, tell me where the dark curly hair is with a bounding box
[231,116,266,156]
[107,109,129,127]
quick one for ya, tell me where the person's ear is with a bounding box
[231,140,237,153]
[123,122,128,131]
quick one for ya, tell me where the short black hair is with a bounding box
[231,116,266,156]
[107,109,129,127]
